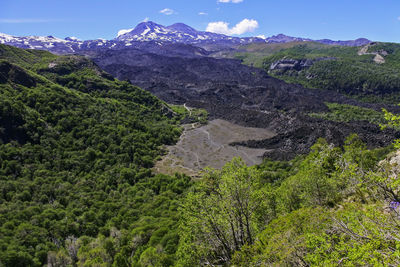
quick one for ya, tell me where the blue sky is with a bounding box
[1,0,400,42]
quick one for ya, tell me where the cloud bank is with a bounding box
[206,19,259,35]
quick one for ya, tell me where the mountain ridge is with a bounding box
[0,21,371,55]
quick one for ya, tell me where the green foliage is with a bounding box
[177,134,399,266]
[177,158,274,266]
[277,139,344,211]
[168,104,208,125]
[3,44,400,266]
[257,42,400,101]
[0,44,192,266]
[309,102,385,125]
[382,106,400,148]
[231,41,324,68]
[232,207,330,266]
[256,157,301,185]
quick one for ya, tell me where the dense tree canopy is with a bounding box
[0,44,191,266]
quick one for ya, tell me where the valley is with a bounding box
[90,40,400,159]
[2,16,400,267]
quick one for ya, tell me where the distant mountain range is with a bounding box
[0,21,371,54]
[264,33,370,47]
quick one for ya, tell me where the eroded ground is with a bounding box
[154,119,275,176]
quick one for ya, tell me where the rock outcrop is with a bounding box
[270,57,336,71]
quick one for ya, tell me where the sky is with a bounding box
[1,0,400,42]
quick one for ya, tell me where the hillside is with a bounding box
[2,39,400,266]
[231,42,400,103]
[177,137,400,266]
[90,45,400,160]
[0,44,192,266]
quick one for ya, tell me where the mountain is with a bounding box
[265,33,371,46]
[265,33,312,43]
[0,21,371,55]
[0,21,265,54]
[316,37,371,46]
[116,21,265,45]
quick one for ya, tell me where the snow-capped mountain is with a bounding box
[0,21,371,55]
[116,21,264,45]
[0,33,74,53]
[0,33,116,54]
[0,21,265,54]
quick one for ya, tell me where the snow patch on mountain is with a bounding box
[117,28,134,37]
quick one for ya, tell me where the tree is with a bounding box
[177,158,273,266]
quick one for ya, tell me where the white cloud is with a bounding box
[230,19,259,34]
[206,19,259,35]
[143,17,149,22]
[206,21,230,34]
[218,0,244,3]
[198,12,208,16]
[160,8,175,15]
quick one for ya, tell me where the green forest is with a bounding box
[263,42,400,100]
[234,42,400,103]
[0,44,189,266]
[2,43,400,266]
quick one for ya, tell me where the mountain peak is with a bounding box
[117,21,169,39]
[136,21,164,29]
[167,23,197,34]
[115,21,268,44]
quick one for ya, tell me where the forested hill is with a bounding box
[262,42,400,101]
[230,42,400,103]
[0,44,192,266]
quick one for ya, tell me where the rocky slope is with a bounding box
[90,45,399,159]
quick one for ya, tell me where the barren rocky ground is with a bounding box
[154,119,275,176]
